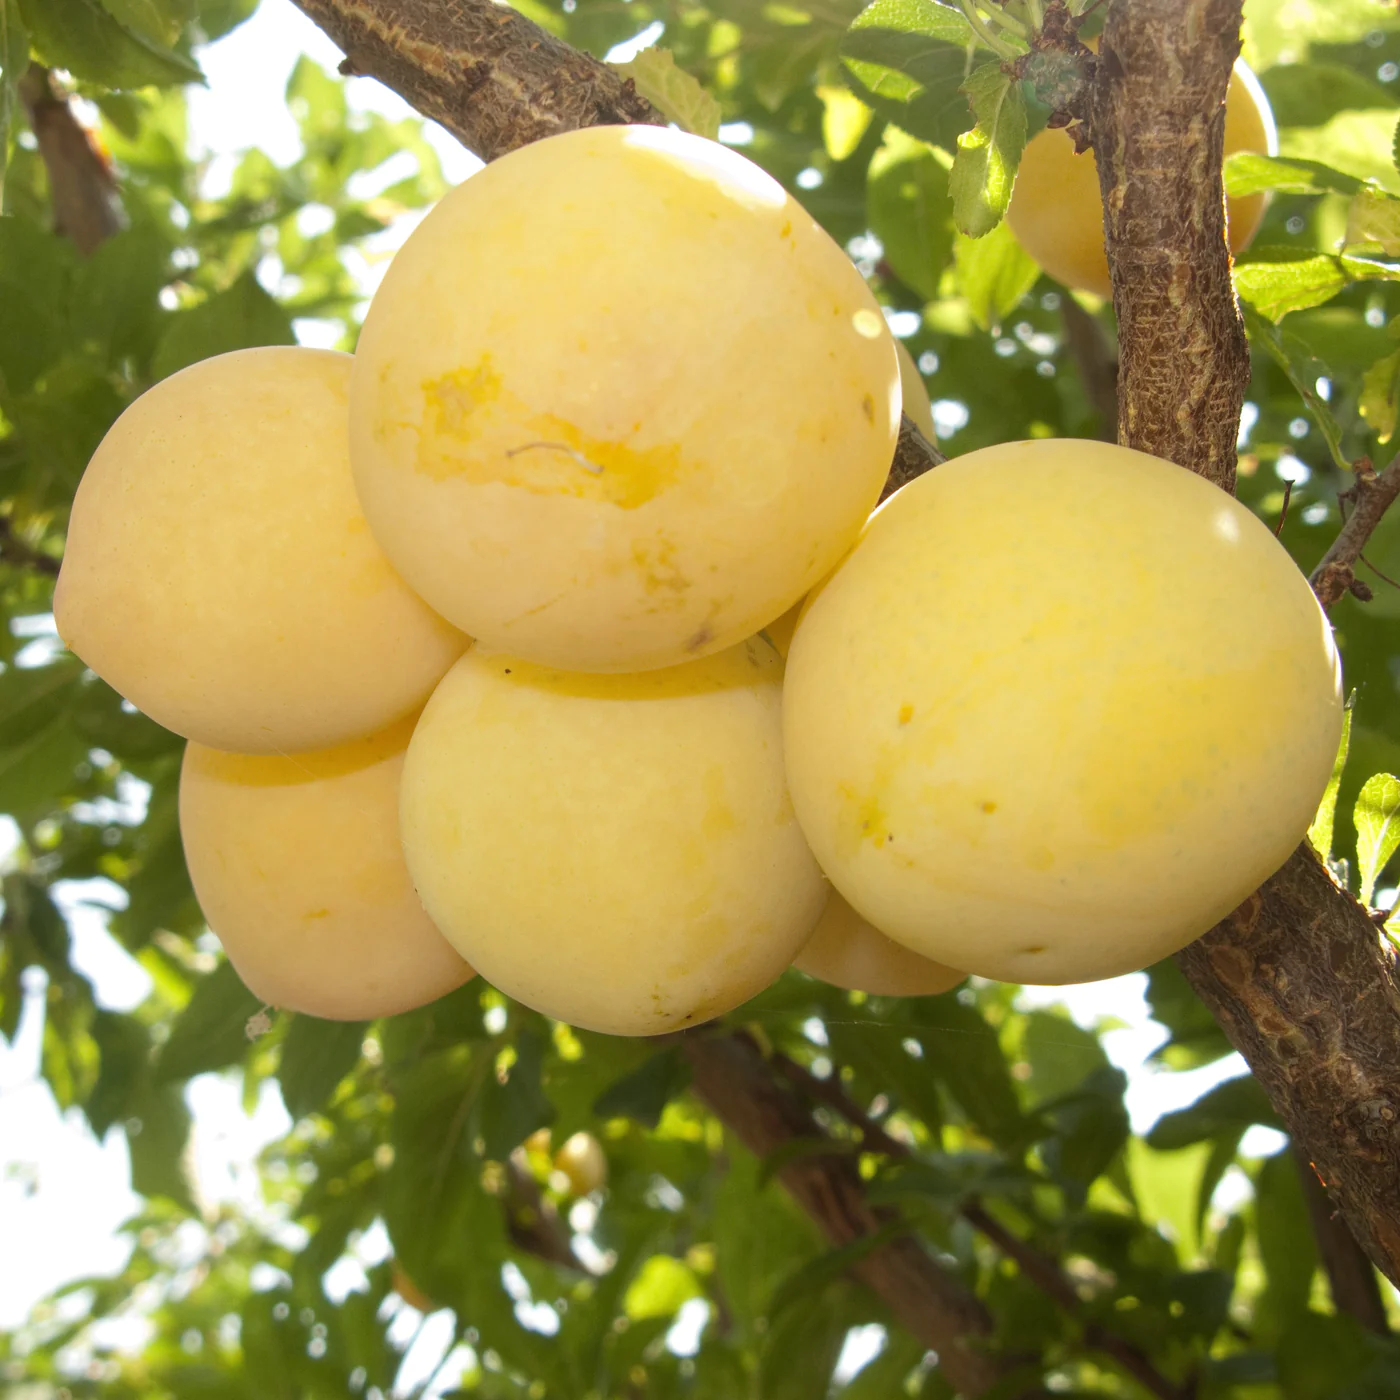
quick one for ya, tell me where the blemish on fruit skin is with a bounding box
[862,394,875,424]
[418,354,684,508]
[305,908,331,920]
[685,622,714,652]
[981,800,997,814]
[1021,944,1047,956]
[898,704,914,725]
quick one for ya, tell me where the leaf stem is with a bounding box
[1024,0,1044,32]
[957,0,1023,56]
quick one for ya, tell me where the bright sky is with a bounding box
[0,0,1293,1389]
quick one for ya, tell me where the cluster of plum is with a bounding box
[55,124,1338,1037]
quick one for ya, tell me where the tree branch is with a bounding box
[18,64,124,256]
[1310,452,1400,608]
[1088,0,1400,1290]
[770,1051,1194,1400]
[1091,0,1248,490]
[0,514,61,577]
[1291,1142,1390,1335]
[287,0,663,162]
[882,415,947,501]
[684,1032,1020,1397]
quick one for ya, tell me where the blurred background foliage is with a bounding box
[3,0,1400,1395]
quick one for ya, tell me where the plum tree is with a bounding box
[793,890,965,996]
[349,125,900,673]
[1006,63,1273,299]
[398,638,826,1034]
[179,715,473,1020]
[55,348,466,754]
[783,438,1343,986]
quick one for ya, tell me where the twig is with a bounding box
[0,515,61,577]
[880,415,947,502]
[771,1051,1194,1400]
[17,65,124,255]
[1309,452,1400,608]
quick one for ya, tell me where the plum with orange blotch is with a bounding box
[349,124,899,674]
[1006,61,1274,299]
[179,715,473,1021]
[794,891,965,997]
[55,347,466,755]
[398,638,826,1036]
[783,438,1343,987]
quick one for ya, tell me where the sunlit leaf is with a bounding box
[1354,771,1400,904]
[610,47,721,140]
[949,62,1026,237]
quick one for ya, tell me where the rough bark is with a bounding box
[1086,0,1400,1289]
[685,1033,1018,1397]
[1176,850,1400,1284]
[1091,0,1249,489]
[1310,451,1400,607]
[288,0,663,162]
[1292,1143,1390,1334]
[18,65,124,255]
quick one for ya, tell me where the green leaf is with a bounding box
[100,0,184,48]
[841,0,981,152]
[0,0,30,209]
[19,0,202,89]
[0,218,75,392]
[609,48,720,140]
[1241,304,1350,470]
[1147,1075,1282,1151]
[478,1027,555,1161]
[867,126,952,301]
[817,84,874,162]
[952,217,1039,329]
[1308,701,1353,860]
[1276,1312,1376,1400]
[1021,1009,1109,1105]
[126,1080,196,1210]
[1261,63,1399,129]
[908,995,1024,1145]
[1354,772,1400,904]
[622,1254,703,1321]
[756,1284,851,1400]
[277,1016,365,1120]
[1361,346,1400,443]
[1235,251,1350,321]
[86,1011,153,1138]
[1223,152,1363,199]
[1039,1067,1130,1198]
[153,959,264,1084]
[593,1046,691,1130]
[950,62,1026,237]
[1145,959,1235,1070]
[151,269,295,382]
[1254,1150,1318,1338]
[768,1218,907,1319]
[1345,185,1400,256]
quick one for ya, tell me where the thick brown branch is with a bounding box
[771,1052,1192,1400]
[1176,848,1400,1286]
[288,0,663,162]
[1291,1142,1390,1335]
[1310,452,1400,608]
[685,1032,1016,1397]
[1090,0,1248,488]
[18,65,124,256]
[1087,0,1400,1293]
